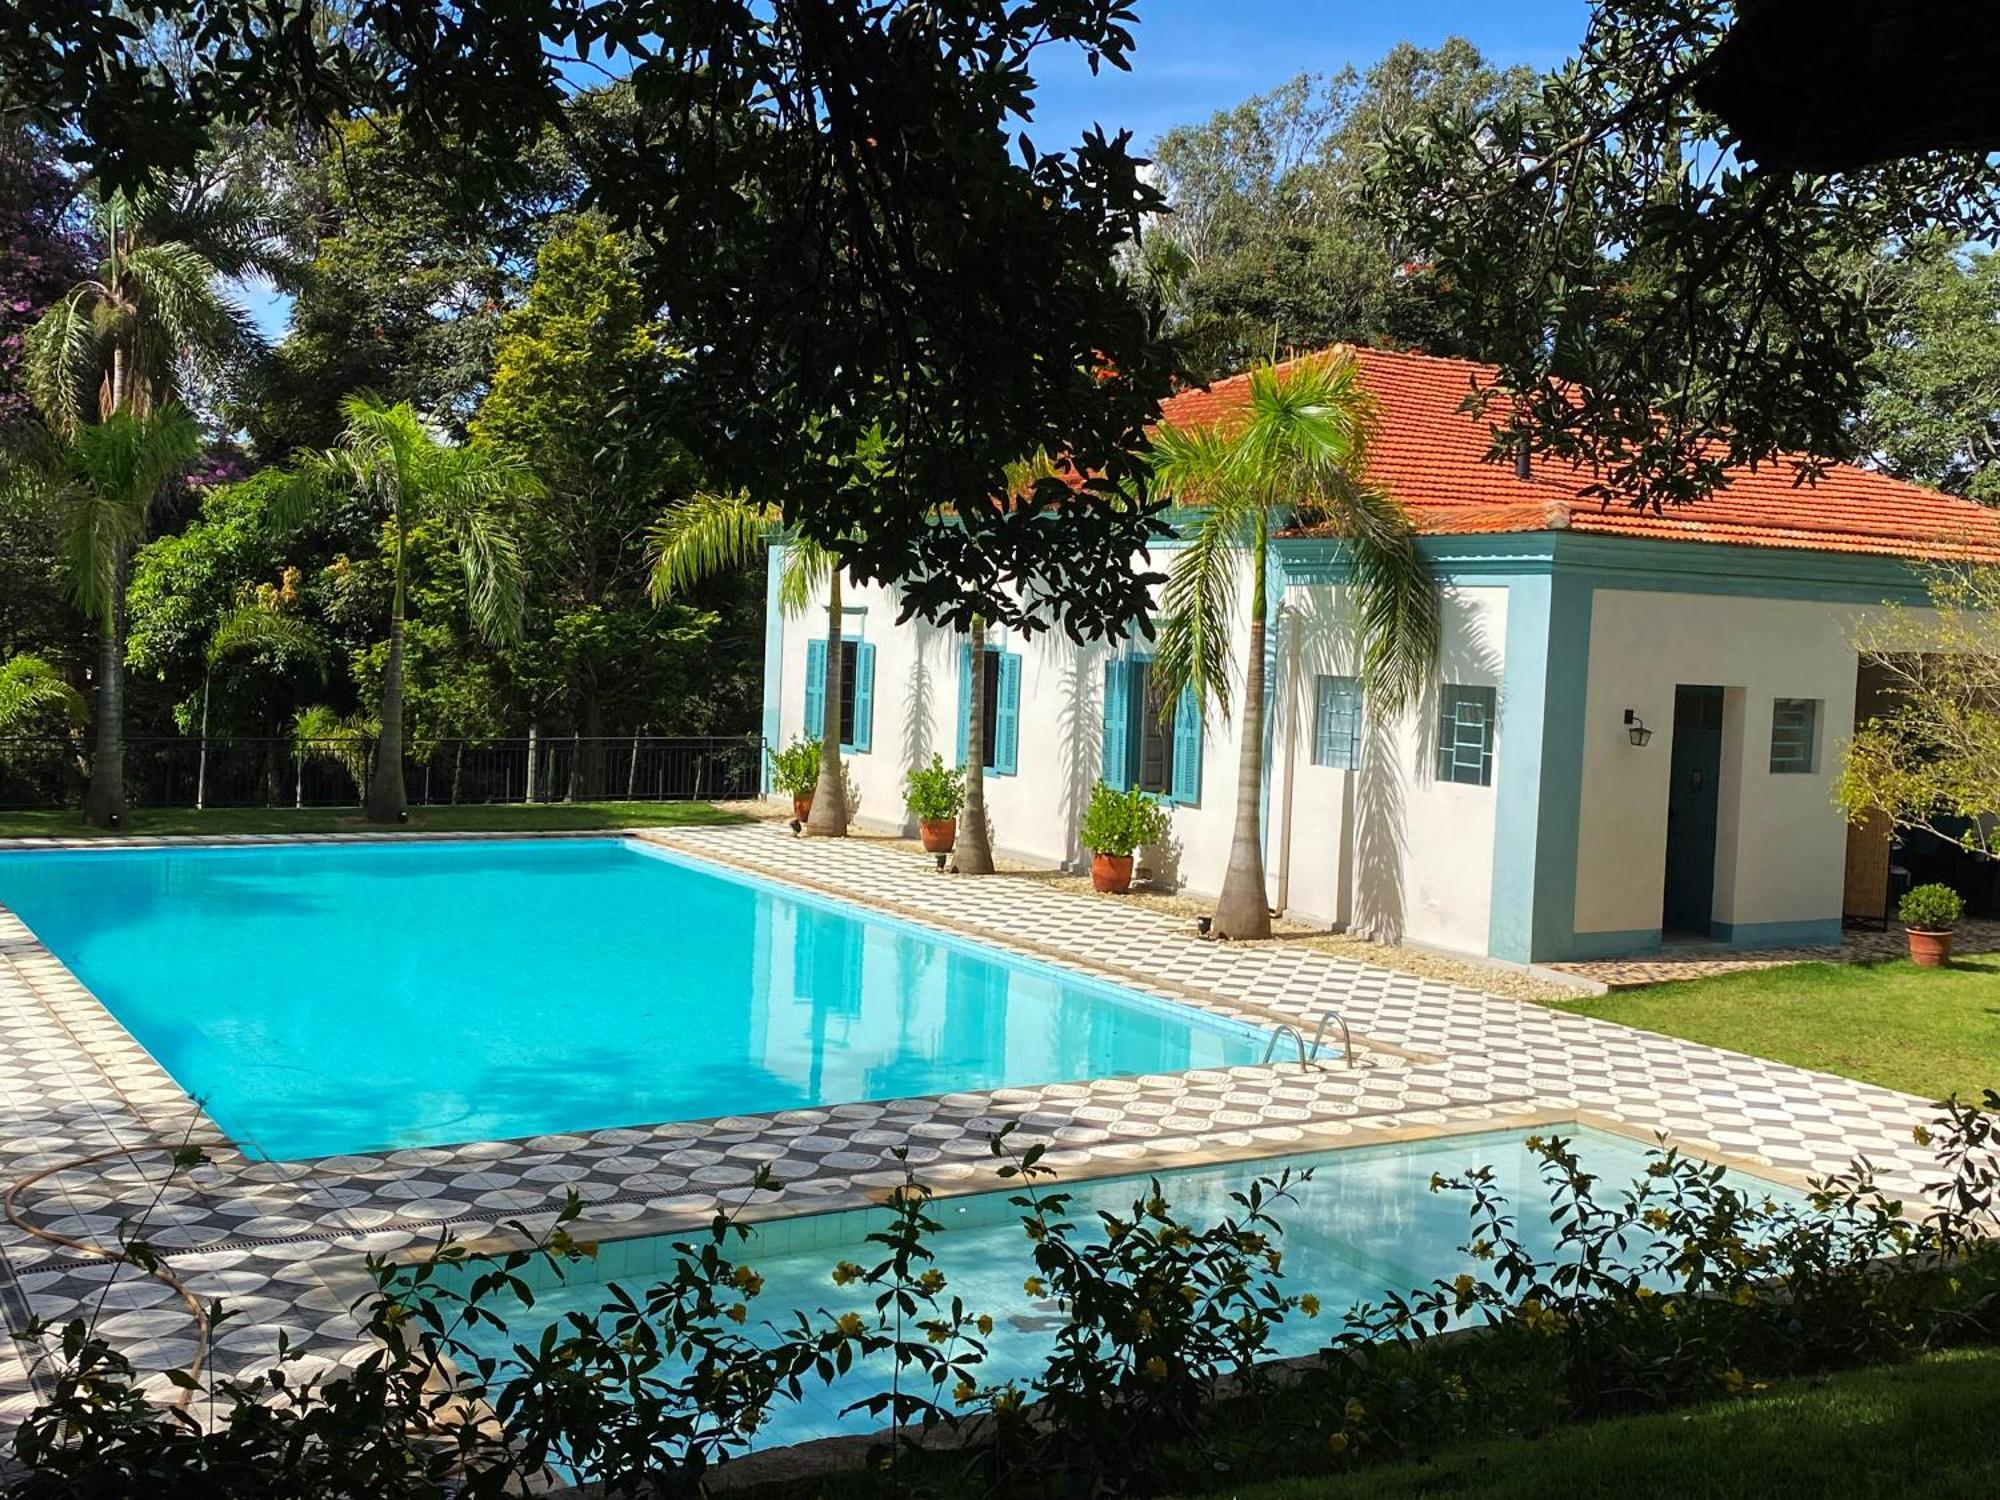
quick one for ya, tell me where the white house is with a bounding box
[760,347,2000,966]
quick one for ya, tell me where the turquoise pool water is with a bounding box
[443,1125,1807,1451]
[0,838,1271,1159]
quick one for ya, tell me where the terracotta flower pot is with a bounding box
[1906,928,1954,968]
[919,817,957,854]
[791,793,814,823]
[1091,851,1134,894]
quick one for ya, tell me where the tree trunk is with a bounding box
[956,616,995,874]
[525,723,539,802]
[1214,518,1273,939]
[805,567,850,836]
[366,616,408,821]
[82,567,128,828]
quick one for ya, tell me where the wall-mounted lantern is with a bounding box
[1623,709,1653,747]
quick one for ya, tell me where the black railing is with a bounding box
[0,735,764,811]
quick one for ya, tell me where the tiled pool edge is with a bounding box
[0,823,1947,1425]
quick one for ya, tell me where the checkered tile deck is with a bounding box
[0,823,1945,1423]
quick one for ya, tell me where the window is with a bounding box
[1436,683,1496,787]
[802,637,875,753]
[1769,698,1819,774]
[956,643,1021,775]
[1312,675,1363,769]
[1101,657,1202,804]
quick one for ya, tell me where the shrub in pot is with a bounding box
[1079,780,1169,894]
[1899,883,1963,967]
[904,754,966,855]
[766,736,822,822]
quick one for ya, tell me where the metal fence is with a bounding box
[0,735,764,811]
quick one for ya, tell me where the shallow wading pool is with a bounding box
[0,837,1284,1159]
[437,1124,1809,1450]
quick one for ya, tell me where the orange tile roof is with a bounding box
[1162,346,2000,566]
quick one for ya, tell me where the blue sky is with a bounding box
[242,1,1590,337]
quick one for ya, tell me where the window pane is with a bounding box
[1769,698,1818,774]
[1313,675,1362,769]
[839,639,858,747]
[1130,661,1176,795]
[1436,684,1496,787]
[980,648,1001,769]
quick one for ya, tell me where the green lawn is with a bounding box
[1229,1346,2000,1500]
[0,801,750,840]
[1550,954,2000,1102]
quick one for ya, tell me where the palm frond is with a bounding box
[123,242,259,389]
[0,656,88,734]
[646,491,783,604]
[1152,502,1244,725]
[207,606,327,672]
[22,286,104,436]
[1344,506,1441,718]
[452,500,528,645]
[58,407,202,622]
[776,538,835,618]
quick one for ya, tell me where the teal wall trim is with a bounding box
[759,547,785,793]
[1486,570,1595,963]
[1710,917,1845,948]
[1564,928,1664,960]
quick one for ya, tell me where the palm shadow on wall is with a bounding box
[898,622,939,837]
[1056,645,1105,869]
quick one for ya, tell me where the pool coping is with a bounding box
[0,821,1951,1427]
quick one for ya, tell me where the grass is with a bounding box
[1548,953,2000,1102]
[0,801,750,840]
[1225,1346,2000,1500]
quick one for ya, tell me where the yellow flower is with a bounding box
[732,1266,764,1296]
[1471,1240,1493,1261]
[1327,1431,1349,1455]
[918,1268,946,1293]
[1719,1366,1746,1395]
[1447,1374,1469,1403]
[953,1380,978,1406]
[1024,1276,1046,1298]
[1912,1124,1933,1147]
[1142,1356,1169,1383]
[1343,1397,1366,1426]
[1452,1273,1478,1310]
[1642,1208,1671,1231]
[1136,1309,1156,1335]
[994,1387,1023,1414]
[1298,1293,1321,1318]
[1733,1285,1757,1307]
[976,1314,994,1336]
[1428,1172,1446,1193]
[836,1311,866,1338]
[926,1322,949,1344]
[726,1302,748,1324]
[832,1261,863,1288]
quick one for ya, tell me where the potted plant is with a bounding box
[1899,883,1963,967]
[904,754,966,855]
[1079,780,1169,894]
[767,736,822,823]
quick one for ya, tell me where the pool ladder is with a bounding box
[1261,1008,1353,1070]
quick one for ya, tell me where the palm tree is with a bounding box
[1,407,203,824]
[23,177,292,434]
[1150,351,1440,939]
[194,604,327,809]
[291,705,378,807]
[0,655,87,737]
[291,394,536,821]
[648,492,851,836]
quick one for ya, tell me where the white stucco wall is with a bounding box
[1572,589,1884,942]
[1269,583,1508,955]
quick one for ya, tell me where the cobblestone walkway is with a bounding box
[0,823,1949,1425]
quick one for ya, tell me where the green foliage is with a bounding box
[1145,42,1535,380]
[1899,884,1965,932]
[903,754,966,821]
[765,736,821,798]
[1080,780,1169,856]
[1366,1,2000,507]
[0,654,85,735]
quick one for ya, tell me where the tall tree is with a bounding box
[1149,353,1438,939]
[290,394,536,821]
[1144,42,1535,379]
[1,408,202,824]
[470,217,753,764]
[648,494,850,836]
[7,1,1178,643]
[0,130,89,436]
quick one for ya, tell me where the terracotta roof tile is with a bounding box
[1163,346,2000,565]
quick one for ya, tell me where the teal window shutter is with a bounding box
[803,639,827,742]
[955,642,973,767]
[1170,685,1203,805]
[1101,659,1130,786]
[849,641,875,752]
[993,652,1021,775]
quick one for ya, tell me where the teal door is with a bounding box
[1662,685,1724,936]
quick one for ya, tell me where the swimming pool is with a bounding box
[440,1124,1807,1450]
[0,837,1275,1159]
